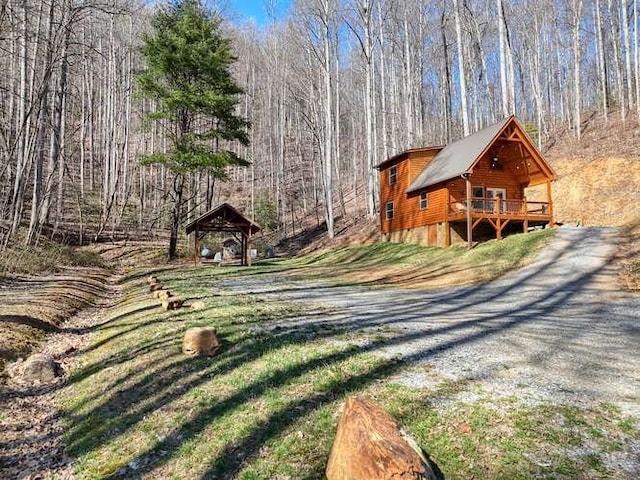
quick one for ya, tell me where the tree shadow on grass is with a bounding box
[47,228,639,478]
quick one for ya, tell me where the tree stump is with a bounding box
[153,289,171,300]
[149,282,164,293]
[326,396,436,480]
[162,297,184,311]
[182,327,221,356]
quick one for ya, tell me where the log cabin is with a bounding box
[376,116,556,248]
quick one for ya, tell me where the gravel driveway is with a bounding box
[220,227,640,415]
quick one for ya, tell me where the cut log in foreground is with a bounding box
[182,327,221,356]
[147,275,158,285]
[149,282,164,293]
[326,396,438,480]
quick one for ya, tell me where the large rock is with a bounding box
[326,396,438,480]
[182,327,221,357]
[10,353,61,384]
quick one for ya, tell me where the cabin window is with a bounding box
[385,201,394,220]
[472,186,485,211]
[419,191,428,210]
[388,166,397,185]
[472,186,485,198]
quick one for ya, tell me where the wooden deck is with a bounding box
[448,198,552,240]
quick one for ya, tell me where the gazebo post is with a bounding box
[241,233,246,266]
[247,230,253,267]
[194,224,199,266]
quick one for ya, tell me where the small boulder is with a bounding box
[182,327,221,356]
[190,301,206,311]
[162,297,184,311]
[10,354,61,384]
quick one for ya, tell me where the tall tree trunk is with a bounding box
[40,23,71,227]
[621,0,633,108]
[595,0,608,122]
[169,174,184,259]
[321,0,334,238]
[453,0,469,136]
[440,6,452,143]
[497,0,509,118]
[572,0,583,140]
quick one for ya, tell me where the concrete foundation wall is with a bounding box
[382,226,430,246]
[448,223,466,246]
[381,223,465,248]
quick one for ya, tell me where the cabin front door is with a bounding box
[486,188,506,213]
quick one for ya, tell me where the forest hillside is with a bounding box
[1,0,640,258]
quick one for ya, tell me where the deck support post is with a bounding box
[546,181,554,226]
[496,198,502,240]
[463,173,472,249]
[445,221,451,247]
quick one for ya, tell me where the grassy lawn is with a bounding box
[261,228,557,288]
[59,231,639,479]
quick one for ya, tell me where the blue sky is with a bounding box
[224,0,291,26]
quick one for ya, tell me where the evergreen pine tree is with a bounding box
[138,0,249,259]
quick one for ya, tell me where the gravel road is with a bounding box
[220,227,640,415]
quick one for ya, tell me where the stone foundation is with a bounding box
[382,223,462,248]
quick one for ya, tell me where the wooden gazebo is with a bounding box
[185,203,261,266]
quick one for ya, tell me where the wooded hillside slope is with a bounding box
[1,0,639,252]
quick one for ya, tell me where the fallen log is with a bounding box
[326,396,438,480]
[149,282,164,293]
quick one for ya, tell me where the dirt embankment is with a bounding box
[0,268,111,377]
[538,113,640,227]
[0,241,168,379]
[527,157,640,227]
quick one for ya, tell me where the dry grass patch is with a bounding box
[0,268,110,376]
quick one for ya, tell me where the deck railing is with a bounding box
[449,198,550,216]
